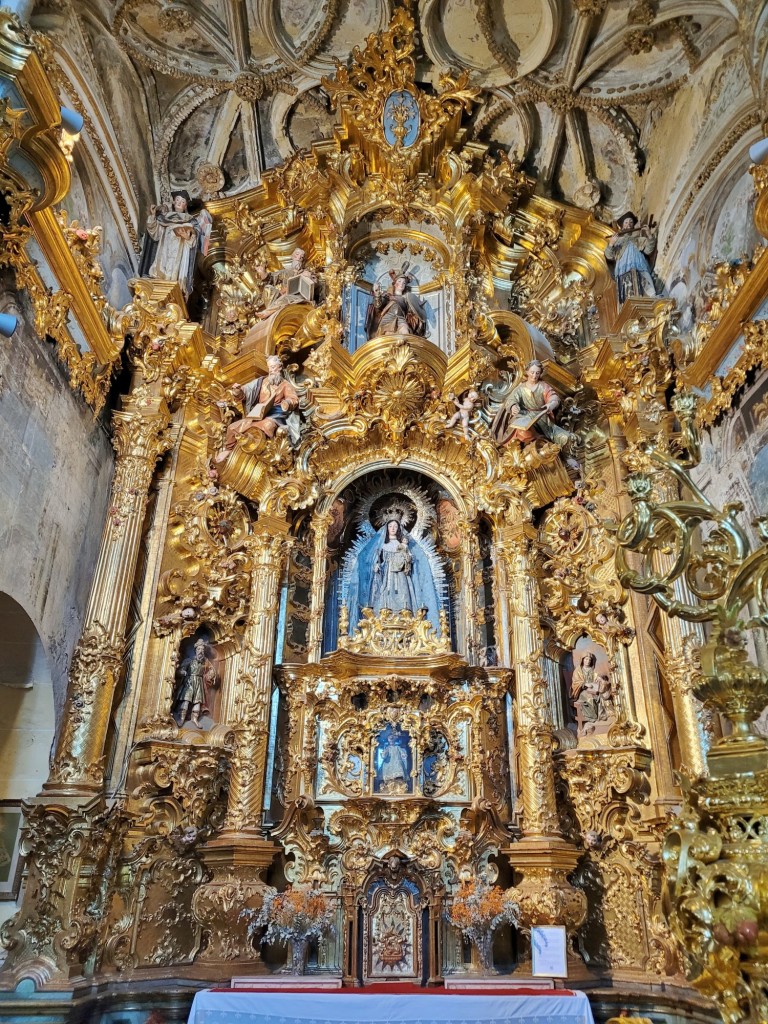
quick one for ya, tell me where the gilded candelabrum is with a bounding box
[616,393,768,1024]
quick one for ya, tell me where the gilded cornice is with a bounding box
[27,206,118,365]
[0,10,71,212]
[682,245,768,393]
[0,11,130,409]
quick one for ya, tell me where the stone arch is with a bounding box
[0,595,54,929]
[0,593,54,804]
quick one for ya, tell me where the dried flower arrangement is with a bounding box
[242,885,335,974]
[447,878,518,971]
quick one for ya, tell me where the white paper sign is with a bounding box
[531,925,568,978]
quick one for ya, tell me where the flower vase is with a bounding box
[290,936,308,975]
[473,931,494,973]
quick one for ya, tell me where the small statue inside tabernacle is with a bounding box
[375,727,412,795]
[145,190,212,298]
[254,247,317,321]
[173,638,218,729]
[365,269,427,339]
[216,354,300,461]
[604,211,660,303]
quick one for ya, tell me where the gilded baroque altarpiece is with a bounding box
[3,9,747,1014]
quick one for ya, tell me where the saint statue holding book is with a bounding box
[254,247,317,321]
[490,359,573,448]
[215,354,300,461]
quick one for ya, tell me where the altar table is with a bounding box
[187,986,596,1024]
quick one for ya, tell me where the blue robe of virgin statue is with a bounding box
[345,525,443,635]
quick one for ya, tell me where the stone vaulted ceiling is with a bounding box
[105,0,744,224]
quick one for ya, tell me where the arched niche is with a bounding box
[316,468,461,657]
[0,594,54,802]
[0,595,54,923]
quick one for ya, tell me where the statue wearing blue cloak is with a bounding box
[345,519,443,635]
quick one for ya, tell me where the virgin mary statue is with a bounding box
[344,517,443,634]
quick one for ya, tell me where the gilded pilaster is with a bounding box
[652,474,708,779]
[223,521,289,832]
[586,298,708,785]
[498,523,560,837]
[47,396,172,794]
[616,401,768,1022]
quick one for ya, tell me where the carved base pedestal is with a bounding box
[0,794,123,990]
[191,834,277,967]
[505,838,589,976]
[664,767,768,1024]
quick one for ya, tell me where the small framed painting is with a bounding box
[531,924,568,978]
[0,802,25,900]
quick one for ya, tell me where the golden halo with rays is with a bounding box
[351,474,436,540]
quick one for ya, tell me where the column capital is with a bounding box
[497,521,538,547]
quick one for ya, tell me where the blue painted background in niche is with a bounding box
[344,279,443,354]
[374,724,413,794]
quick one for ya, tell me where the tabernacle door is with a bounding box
[364,877,423,983]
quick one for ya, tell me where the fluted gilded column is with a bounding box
[192,516,289,965]
[224,520,289,831]
[307,509,333,662]
[46,394,172,795]
[497,523,587,947]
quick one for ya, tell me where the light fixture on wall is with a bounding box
[59,107,84,135]
[0,313,18,338]
[58,106,83,162]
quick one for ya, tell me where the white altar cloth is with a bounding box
[187,988,595,1024]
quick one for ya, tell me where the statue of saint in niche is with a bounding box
[145,190,212,298]
[375,726,413,795]
[490,359,578,469]
[345,514,442,632]
[215,354,300,461]
[604,211,660,303]
[567,644,617,739]
[253,247,317,321]
[173,638,218,729]
[366,270,427,339]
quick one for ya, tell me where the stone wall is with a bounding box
[692,365,768,685]
[0,273,114,734]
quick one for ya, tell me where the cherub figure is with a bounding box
[445,389,479,440]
